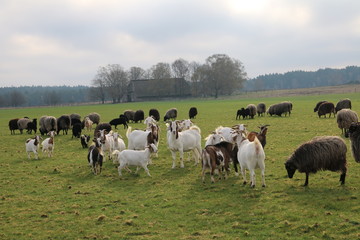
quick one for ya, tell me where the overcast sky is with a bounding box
[1,0,359,87]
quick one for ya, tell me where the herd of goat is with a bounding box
[8,98,360,187]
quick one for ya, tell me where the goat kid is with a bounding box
[114,143,158,177]
[25,135,42,159]
[41,130,56,157]
[98,129,114,161]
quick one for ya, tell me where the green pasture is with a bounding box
[1,93,360,239]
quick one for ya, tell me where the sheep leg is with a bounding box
[340,172,346,185]
[304,172,309,186]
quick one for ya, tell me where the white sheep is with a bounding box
[233,130,266,188]
[166,120,202,168]
[25,135,42,159]
[113,143,158,177]
[41,131,56,157]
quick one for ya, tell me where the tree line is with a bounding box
[245,66,360,91]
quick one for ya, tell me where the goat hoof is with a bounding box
[243,181,247,185]
[262,184,266,188]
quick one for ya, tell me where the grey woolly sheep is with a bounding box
[246,104,257,119]
[70,113,81,121]
[336,109,358,137]
[285,136,347,186]
[86,112,100,125]
[314,101,327,112]
[317,102,335,118]
[257,103,266,117]
[17,118,31,134]
[267,101,292,117]
[164,108,177,121]
[39,116,57,135]
[348,122,360,163]
[335,98,352,113]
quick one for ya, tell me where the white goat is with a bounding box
[99,129,114,161]
[204,132,224,146]
[41,131,56,157]
[111,132,126,164]
[233,130,266,188]
[178,119,193,131]
[144,116,157,129]
[215,124,247,143]
[166,120,202,169]
[25,135,41,159]
[113,143,158,177]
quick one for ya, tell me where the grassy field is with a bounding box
[1,92,360,239]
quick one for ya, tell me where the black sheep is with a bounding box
[257,103,266,117]
[285,136,347,186]
[318,102,335,118]
[109,117,128,129]
[335,98,352,113]
[189,107,198,119]
[57,115,71,135]
[9,118,19,135]
[236,108,249,120]
[134,110,145,123]
[72,123,82,138]
[123,110,135,123]
[164,108,177,121]
[26,119,37,134]
[149,109,160,121]
[314,100,327,112]
[348,122,360,163]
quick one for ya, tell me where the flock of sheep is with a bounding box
[8,97,360,187]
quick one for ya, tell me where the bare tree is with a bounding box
[129,66,145,80]
[150,62,172,79]
[91,75,107,104]
[10,90,26,107]
[171,58,189,80]
[95,64,129,103]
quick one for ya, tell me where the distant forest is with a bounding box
[1,66,359,107]
[244,66,360,91]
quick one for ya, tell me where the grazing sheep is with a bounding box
[9,118,19,134]
[41,131,56,157]
[246,104,257,119]
[71,118,81,127]
[84,117,93,131]
[57,115,71,135]
[314,101,327,112]
[39,116,57,135]
[70,114,81,126]
[94,123,112,138]
[236,108,250,120]
[336,109,358,137]
[335,98,352,113]
[257,103,266,117]
[123,110,135,123]
[189,107,198,119]
[267,102,292,117]
[164,108,177,121]
[317,102,335,118]
[72,123,82,138]
[149,109,160,121]
[25,135,42,159]
[80,134,91,149]
[85,112,100,125]
[348,122,360,163]
[134,110,145,123]
[17,118,31,134]
[285,136,347,186]
[26,119,37,134]
[109,117,128,129]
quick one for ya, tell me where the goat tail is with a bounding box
[190,125,201,134]
[126,126,132,139]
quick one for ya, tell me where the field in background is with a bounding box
[1,91,360,239]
